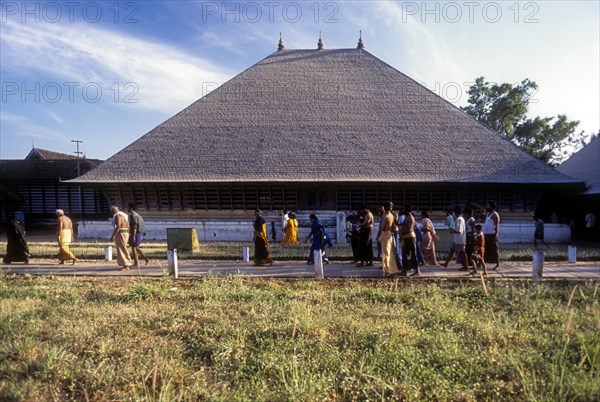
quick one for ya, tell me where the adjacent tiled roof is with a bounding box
[556,137,600,194]
[71,48,577,184]
[0,159,103,181]
[25,148,78,160]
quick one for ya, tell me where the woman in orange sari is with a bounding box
[253,209,273,266]
[282,212,299,244]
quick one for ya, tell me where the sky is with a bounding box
[1,0,598,161]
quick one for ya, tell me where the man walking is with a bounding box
[56,209,77,265]
[400,204,419,276]
[305,214,325,265]
[128,203,150,267]
[483,201,500,270]
[377,201,399,276]
[442,207,469,272]
[111,206,133,270]
[585,212,596,241]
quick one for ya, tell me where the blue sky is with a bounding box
[1,0,598,160]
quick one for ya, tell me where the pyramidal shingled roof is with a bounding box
[72,48,576,184]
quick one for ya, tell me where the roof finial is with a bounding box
[357,30,364,49]
[317,31,324,50]
[277,32,285,51]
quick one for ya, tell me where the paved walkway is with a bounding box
[1,259,598,280]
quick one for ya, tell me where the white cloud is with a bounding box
[46,110,65,125]
[0,20,233,112]
[0,0,597,161]
[0,112,67,141]
[348,2,467,90]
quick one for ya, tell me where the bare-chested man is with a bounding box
[56,209,77,265]
[377,201,399,276]
[110,206,133,270]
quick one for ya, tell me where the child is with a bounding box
[470,224,487,275]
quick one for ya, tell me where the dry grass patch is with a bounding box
[0,275,598,401]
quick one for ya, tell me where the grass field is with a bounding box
[1,241,600,262]
[1,275,598,401]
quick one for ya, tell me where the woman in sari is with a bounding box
[253,210,273,266]
[420,210,438,265]
[282,212,299,245]
[3,215,30,264]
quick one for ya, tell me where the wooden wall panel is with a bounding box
[97,183,541,216]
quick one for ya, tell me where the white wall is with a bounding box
[497,223,571,243]
[77,217,572,244]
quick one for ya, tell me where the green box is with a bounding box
[166,228,200,251]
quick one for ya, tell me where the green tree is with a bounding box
[462,77,587,165]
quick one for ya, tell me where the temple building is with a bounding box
[71,36,583,241]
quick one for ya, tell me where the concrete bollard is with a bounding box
[532,251,544,283]
[242,247,250,262]
[167,249,178,279]
[104,246,112,261]
[314,249,324,279]
[568,245,577,263]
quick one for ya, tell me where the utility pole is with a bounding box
[71,140,83,222]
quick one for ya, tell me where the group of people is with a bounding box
[251,202,502,274]
[346,203,423,277]
[281,210,300,245]
[267,210,302,246]
[13,199,594,274]
[2,204,150,270]
[253,209,332,266]
[110,203,150,270]
[344,201,501,276]
[440,202,501,276]
[2,209,80,266]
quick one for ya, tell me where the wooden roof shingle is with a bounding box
[71,48,577,184]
